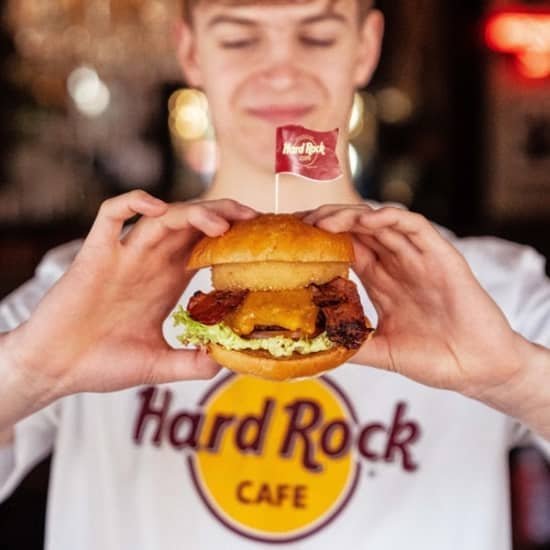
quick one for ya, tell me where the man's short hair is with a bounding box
[182,0,373,24]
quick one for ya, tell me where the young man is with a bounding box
[181,0,382,212]
[0,1,549,549]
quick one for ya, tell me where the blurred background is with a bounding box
[0,0,549,548]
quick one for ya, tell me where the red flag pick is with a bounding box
[275,125,342,181]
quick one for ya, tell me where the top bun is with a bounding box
[188,214,354,269]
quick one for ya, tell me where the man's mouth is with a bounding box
[245,105,315,125]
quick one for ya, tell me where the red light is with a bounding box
[485,13,550,53]
[517,51,550,79]
[485,11,550,78]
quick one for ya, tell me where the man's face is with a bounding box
[180,0,381,172]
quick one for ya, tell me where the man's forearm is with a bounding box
[470,335,550,440]
[0,329,58,432]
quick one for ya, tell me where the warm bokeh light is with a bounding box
[168,88,210,141]
[349,92,365,138]
[485,11,550,79]
[348,144,361,178]
[168,88,216,177]
[6,0,182,104]
[376,87,414,125]
[168,88,209,114]
[67,66,110,117]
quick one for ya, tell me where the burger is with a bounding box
[173,214,373,380]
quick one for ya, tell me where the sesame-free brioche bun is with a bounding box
[208,342,359,381]
[188,213,354,267]
[187,214,355,291]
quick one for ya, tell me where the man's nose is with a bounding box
[258,40,301,91]
[260,65,299,91]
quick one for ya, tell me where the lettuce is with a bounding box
[172,307,333,358]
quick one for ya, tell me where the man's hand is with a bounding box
[302,205,545,402]
[1,191,257,428]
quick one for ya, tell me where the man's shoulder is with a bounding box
[448,233,545,282]
[444,232,549,329]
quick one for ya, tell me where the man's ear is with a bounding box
[353,10,384,88]
[175,20,203,88]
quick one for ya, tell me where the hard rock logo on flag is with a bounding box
[276,125,342,181]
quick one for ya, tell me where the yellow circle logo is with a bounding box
[189,373,360,543]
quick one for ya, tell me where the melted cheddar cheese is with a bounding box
[226,288,318,336]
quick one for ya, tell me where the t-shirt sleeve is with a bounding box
[0,240,82,332]
[0,240,81,501]
[0,402,60,503]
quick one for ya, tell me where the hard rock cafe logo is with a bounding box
[133,374,421,543]
[282,134,326,167]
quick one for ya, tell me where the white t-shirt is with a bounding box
[1,233,549,550]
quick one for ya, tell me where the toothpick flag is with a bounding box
[273,125,342,212]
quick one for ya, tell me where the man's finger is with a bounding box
[312,209,426,261]
[302,204,372,226]
[357,233,392,261]
[315,209,366,233]
[86,190,167,248]
[162,199,257,232]
[148,348,222,385]
[125,200,257,250]
[360,208,446,254]
[352,235,403,301]
[291,209,314,220]
[374,227,423,257]
[349,333,390,371]
[351,236,378,274]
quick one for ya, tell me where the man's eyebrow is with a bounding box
[299,13,348,26]
[207,15,257,29]
[206,12,348,29]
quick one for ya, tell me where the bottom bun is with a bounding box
[208,343,358,381]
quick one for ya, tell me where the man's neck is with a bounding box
[199,152,364,213]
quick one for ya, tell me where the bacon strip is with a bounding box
[311,277,371,349]
[186,278,371,350]
[188,290,248,325]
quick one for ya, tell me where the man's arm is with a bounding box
[0,191,257,432]
[0,363,59,503]
[303,205,550,439]
[471,340,550,439]
[0,329,60,436]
